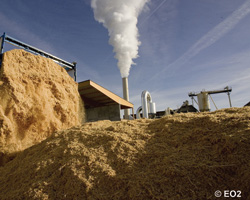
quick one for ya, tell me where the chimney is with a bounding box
[122,77,130,119]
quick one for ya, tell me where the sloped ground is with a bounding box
[0,107,249,200]
[0,49,84,165]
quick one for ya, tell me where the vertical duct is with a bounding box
[140,90,156,119]
[122,77,130,119]
[141,90,151,118]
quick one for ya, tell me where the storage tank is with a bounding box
[149,102,156,118]
[149,102,156,114]
[197,92,210,112]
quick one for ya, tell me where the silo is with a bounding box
[197,92,210,112]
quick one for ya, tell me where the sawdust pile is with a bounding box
[0,49,84,165]
[0,107,249,199]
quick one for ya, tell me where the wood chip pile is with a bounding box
[0,49,84,165]
[0,107,249,199]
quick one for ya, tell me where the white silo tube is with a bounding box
[141,90,152,118]
[149,102,156,114]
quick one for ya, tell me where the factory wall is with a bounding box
[85,104,121,122]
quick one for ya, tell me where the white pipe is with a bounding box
[141,90,152,118]
[136,106,142,119]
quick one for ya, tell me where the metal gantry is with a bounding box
[0,32,76,81]
[188,86,232,111]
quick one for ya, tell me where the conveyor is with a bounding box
[0,32,76,81]
[188,86,232,110]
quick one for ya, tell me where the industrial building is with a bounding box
[0,32,134,122]
[78,80,133,121]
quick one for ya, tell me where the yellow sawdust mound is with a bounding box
[0,107,249,199]
[0,49,84,165]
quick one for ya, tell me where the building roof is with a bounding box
[244,101,250,107]
[78,80,133,109]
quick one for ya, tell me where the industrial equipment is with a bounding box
[175,100,198,113]
[0,32,76,81]
[122,77,130,119]
[136,90,156,119]
[188,86,232,111]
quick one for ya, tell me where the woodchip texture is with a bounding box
[0,107,250,199]
[0,49,84,165]
[0,49,249,200]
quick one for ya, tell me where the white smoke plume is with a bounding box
[91,0,149,78]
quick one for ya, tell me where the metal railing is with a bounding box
[0,32,76,81]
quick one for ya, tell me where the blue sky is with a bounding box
[1,0,250,112]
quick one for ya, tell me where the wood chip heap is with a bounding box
[0,106,250,199]
[0,49,84,165]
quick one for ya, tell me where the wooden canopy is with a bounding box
[78,80,133,109]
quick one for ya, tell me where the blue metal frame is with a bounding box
[0,32,76,81]
[0,32,5,54]
[0,33,5,67]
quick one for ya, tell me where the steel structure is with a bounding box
[0,32,76,81]
[188,86,232,110]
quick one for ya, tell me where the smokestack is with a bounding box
[122,77,130,119]
[91,0,148,119]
